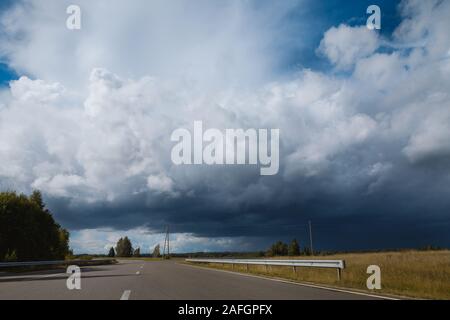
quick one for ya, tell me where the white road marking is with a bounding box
[180,263,400,300]
[120,290,131,300]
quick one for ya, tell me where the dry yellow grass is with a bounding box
[187,250,450,300]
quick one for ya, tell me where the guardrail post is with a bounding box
[293,266,297,275]
[337,268,342,281]
[246,264,249,271]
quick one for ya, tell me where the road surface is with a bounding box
[0,260,385,300]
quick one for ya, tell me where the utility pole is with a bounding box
[162,228,166,259]
[309,220,314,256]
[167,225,170,259]
[163,226,170,259]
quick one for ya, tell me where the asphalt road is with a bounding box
[0,260,385,300]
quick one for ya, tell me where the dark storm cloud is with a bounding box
[46,148,450,250]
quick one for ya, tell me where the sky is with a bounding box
[0,0,450,254]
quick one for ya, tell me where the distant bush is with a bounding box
[4,250,18,262]
[0,190,70,262]
[76,255,94,261]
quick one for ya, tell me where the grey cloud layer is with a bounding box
[1,0,450,249]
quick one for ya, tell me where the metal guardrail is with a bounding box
[0,259,115,268]
[186,258,346,280]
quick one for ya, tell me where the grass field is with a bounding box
[186,250,450,300]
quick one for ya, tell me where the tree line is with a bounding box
[107,237,162,258]
[266,239,312,257]
[107,237,310,258]
[0,191,70,262]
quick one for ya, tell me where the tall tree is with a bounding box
[0,191,70,262]
[267,241,289,257]
[108,247,115,257]
[288,239,300,256]
[152,244,161,258]
[133,247,141,257]
[116,237,133,257]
